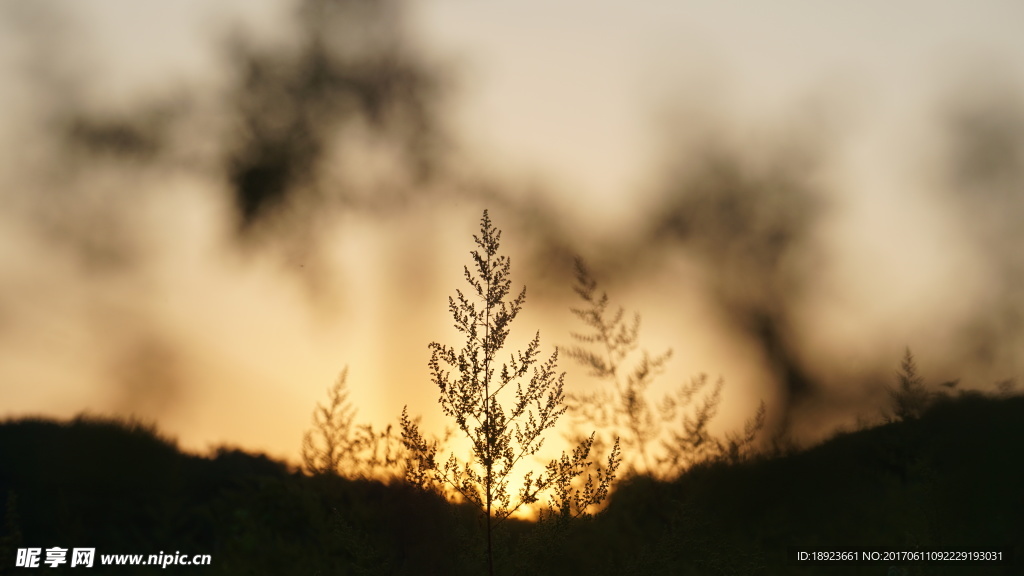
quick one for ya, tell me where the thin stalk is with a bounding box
[484,247,494,576]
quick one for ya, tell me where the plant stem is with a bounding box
[485,244,494,576]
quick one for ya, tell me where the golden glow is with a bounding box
[1,0,1023,478]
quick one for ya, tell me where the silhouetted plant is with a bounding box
[662,377,767,470]
[354,423,404,480]
[880,348,1021,422]
[302,368,357,475]
[565,258,669,476]
[566,259,766,478]
[658,374,726,470]
[302,367,402,480]
[885,348,932,422]
[722,394,767,463]
[401,211,620,576]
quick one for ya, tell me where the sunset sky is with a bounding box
[1,0,1023,469]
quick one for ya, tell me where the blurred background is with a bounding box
[1,0,1023,463]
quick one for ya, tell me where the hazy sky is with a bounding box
[414,0,1024,217]
[2,0,1023,466]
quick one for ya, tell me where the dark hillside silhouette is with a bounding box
[541,392,1023,576]
[3,391,1021,574]
[0,415,472,575]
